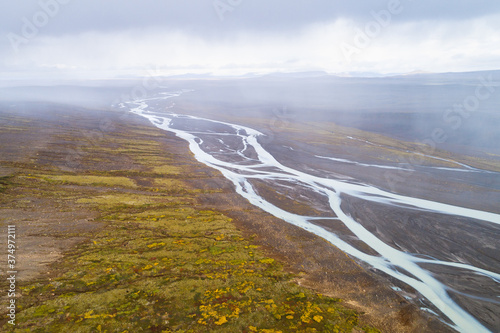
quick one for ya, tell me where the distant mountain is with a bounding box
[261,71,329,78]
[390,69,500,80]
[333,71,389,78]
[398,70,433,76]
[163,73,215,79]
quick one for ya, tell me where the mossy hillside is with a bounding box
[11,200,376,332]
[0,116,380,332]
[5,174,379,332]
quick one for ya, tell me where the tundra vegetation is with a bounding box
[0,109,380,333]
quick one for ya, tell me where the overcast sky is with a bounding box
[1,0,500,78]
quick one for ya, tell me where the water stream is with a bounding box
[123,94,500,333]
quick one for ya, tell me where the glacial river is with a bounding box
[124,93,500,333]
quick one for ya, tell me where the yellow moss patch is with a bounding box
[215,316,228,325]
[44,175,137,188]
[77,193,178,206]
[152,165,182,175]
[153,178,184,189]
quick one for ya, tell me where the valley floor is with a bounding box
[0,103,451,332]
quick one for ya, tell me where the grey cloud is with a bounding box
[1,0,499,76]
[2,0,500,38]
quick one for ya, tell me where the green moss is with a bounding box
[76,193,189,207]
[153,178,184,189]
[152,165,182,175]
[0,176,11,193]
[43,175,137,188]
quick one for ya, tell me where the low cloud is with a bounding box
[2,12,500,78]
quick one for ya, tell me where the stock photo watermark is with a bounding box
[6,225,17,325]
[258,105,296,146]
[213,0,244,21]
[64,68,165,170]
[384,73,497,191]
[7,0,73,53]
[340,0,412,63]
